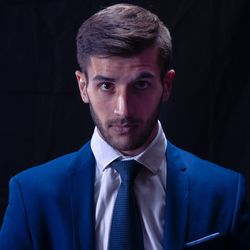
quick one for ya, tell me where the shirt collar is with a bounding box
[90,121,167,175]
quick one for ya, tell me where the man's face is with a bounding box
[76,47,175,156]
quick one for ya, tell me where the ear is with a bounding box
[75,70,89,103]
[162,69,175,102]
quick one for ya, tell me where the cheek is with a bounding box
[90,97,112,120]
[136,93,162,112]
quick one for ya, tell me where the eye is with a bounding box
[99,82,114,92]
[134,81,150,90]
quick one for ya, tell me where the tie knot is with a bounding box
[110,160,142,182]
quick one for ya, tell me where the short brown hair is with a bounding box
[76,3,172,76]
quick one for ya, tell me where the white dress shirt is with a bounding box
[91,121,167,250]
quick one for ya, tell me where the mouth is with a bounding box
[109,123,138,134]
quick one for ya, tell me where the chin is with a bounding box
[109,137,144,153]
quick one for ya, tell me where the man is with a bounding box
[0,3,249,250]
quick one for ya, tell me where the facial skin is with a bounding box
[76,46,175,156]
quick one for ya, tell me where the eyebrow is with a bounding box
[133,71,155,80]
[92,71,155,83]
[92,75,116,82]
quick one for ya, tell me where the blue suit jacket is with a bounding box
[0,141,249,250]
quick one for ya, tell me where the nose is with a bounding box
[114,92,130,117]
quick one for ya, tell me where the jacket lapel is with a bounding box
[163,142,189,250]
[68,141,189,250]
[69,142,96,250]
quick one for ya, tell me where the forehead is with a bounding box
[86,47,161,79]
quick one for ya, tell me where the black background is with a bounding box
[1,0,250,223]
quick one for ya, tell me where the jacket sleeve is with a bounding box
[0,177,33,250]
[230,174,250,250]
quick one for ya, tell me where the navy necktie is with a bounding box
[109,160,144,250]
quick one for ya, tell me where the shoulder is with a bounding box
[167,141,244,187]
[4,141,95,216]
[15,151,76,181]
[13,141,93,188]
[167,142,247,218]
